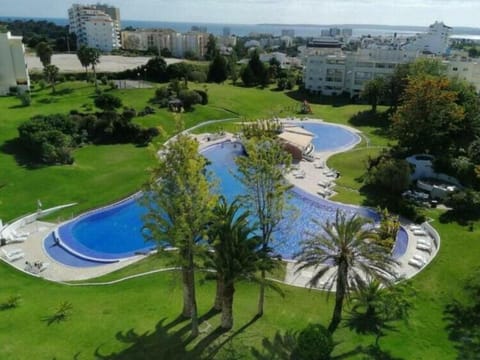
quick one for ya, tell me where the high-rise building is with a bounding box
[122,28,208,58]
[68,4,121,52]
[0,32,30,95]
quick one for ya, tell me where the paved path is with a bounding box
[26,54,182,73]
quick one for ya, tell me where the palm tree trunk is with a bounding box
[328,262,347,333]
[182,268,193,317]
[221,282,235,329]
[181,264,199,337]
[214,276,224,311]
[257,269,266,317]
[92,65,98,90]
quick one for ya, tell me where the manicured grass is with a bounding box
[0,81,477,359]
[328,146,385,205]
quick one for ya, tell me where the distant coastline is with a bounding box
[2,16,480,38]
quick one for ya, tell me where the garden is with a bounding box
[0,74,479,359]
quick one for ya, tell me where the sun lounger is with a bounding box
[12,229,29,237]
[416,243,432,253]
[1,248,25,262]
[413,254,427,264]
[318,180,331,188]
[416,237,432,246]
[314,162,324,169]
[409,225,423,231]
[6,231,28,243]
[408,257,424,268]
[413,229,427,236]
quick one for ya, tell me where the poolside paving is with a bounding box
[1,221,146,282]
[0,118,439,285]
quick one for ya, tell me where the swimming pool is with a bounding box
[48,122,407,265]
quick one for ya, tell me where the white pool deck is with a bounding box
[0,118,440,285]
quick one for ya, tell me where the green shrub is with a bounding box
[17,92,31,106]
[294,324,334,360]
[0,295,21,310]
[194,89,208,105]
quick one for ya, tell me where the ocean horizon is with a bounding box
[2,16,480,39]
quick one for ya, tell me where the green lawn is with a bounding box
[0,81,476,359]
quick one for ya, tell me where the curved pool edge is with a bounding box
[50,119,432,271]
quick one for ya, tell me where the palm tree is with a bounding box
[295,210,398,333]
[361,77,386,113]
[35,41,52,67]
[207,196,260,329]
[86,47,101,90]
[77,45,91,78]
[43,64,59,94]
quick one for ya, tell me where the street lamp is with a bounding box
[137,72,141,88]
[144,68,147,87]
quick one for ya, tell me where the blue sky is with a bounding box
[1,0,479,27]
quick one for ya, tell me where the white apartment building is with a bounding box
[0,32,30,95]
[122,29,208,58]
[183,31,208,58]
[305,48,480,96]
[304,21,480,96]
[305,49,418,96]
[445,57,480,90]
[403,21,452,55]
[121,29,175,52]
[68,4,121,52]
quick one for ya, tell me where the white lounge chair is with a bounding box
[413,254,427,264]
[408,257,424,268]
[416,243,432,253]
[6,231,27,243]
[314,162,324,169]
[318,180,330,188]
[416,237,432,246]
[293,170,306,179]
[1,248,25,262]
[12,229,29,238]
[413,229,427,236]
[409,225,423,231]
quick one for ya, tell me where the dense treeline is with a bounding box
[18,94,158,165]
[362,58,480,220]
[1,19,77,52]
[119,57,209,83]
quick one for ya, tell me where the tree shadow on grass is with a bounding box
[443,270,480,359]
[93,308,258,360]
[249,328,367,360]
[359,344,403,360]
[0,138,45,169]
[94,318,194,360]
[285,89,352,107]
[439,209,480,226]
[250,329,298,360]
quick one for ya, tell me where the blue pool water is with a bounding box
[297,123,360,152]
[48,123,406,266]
